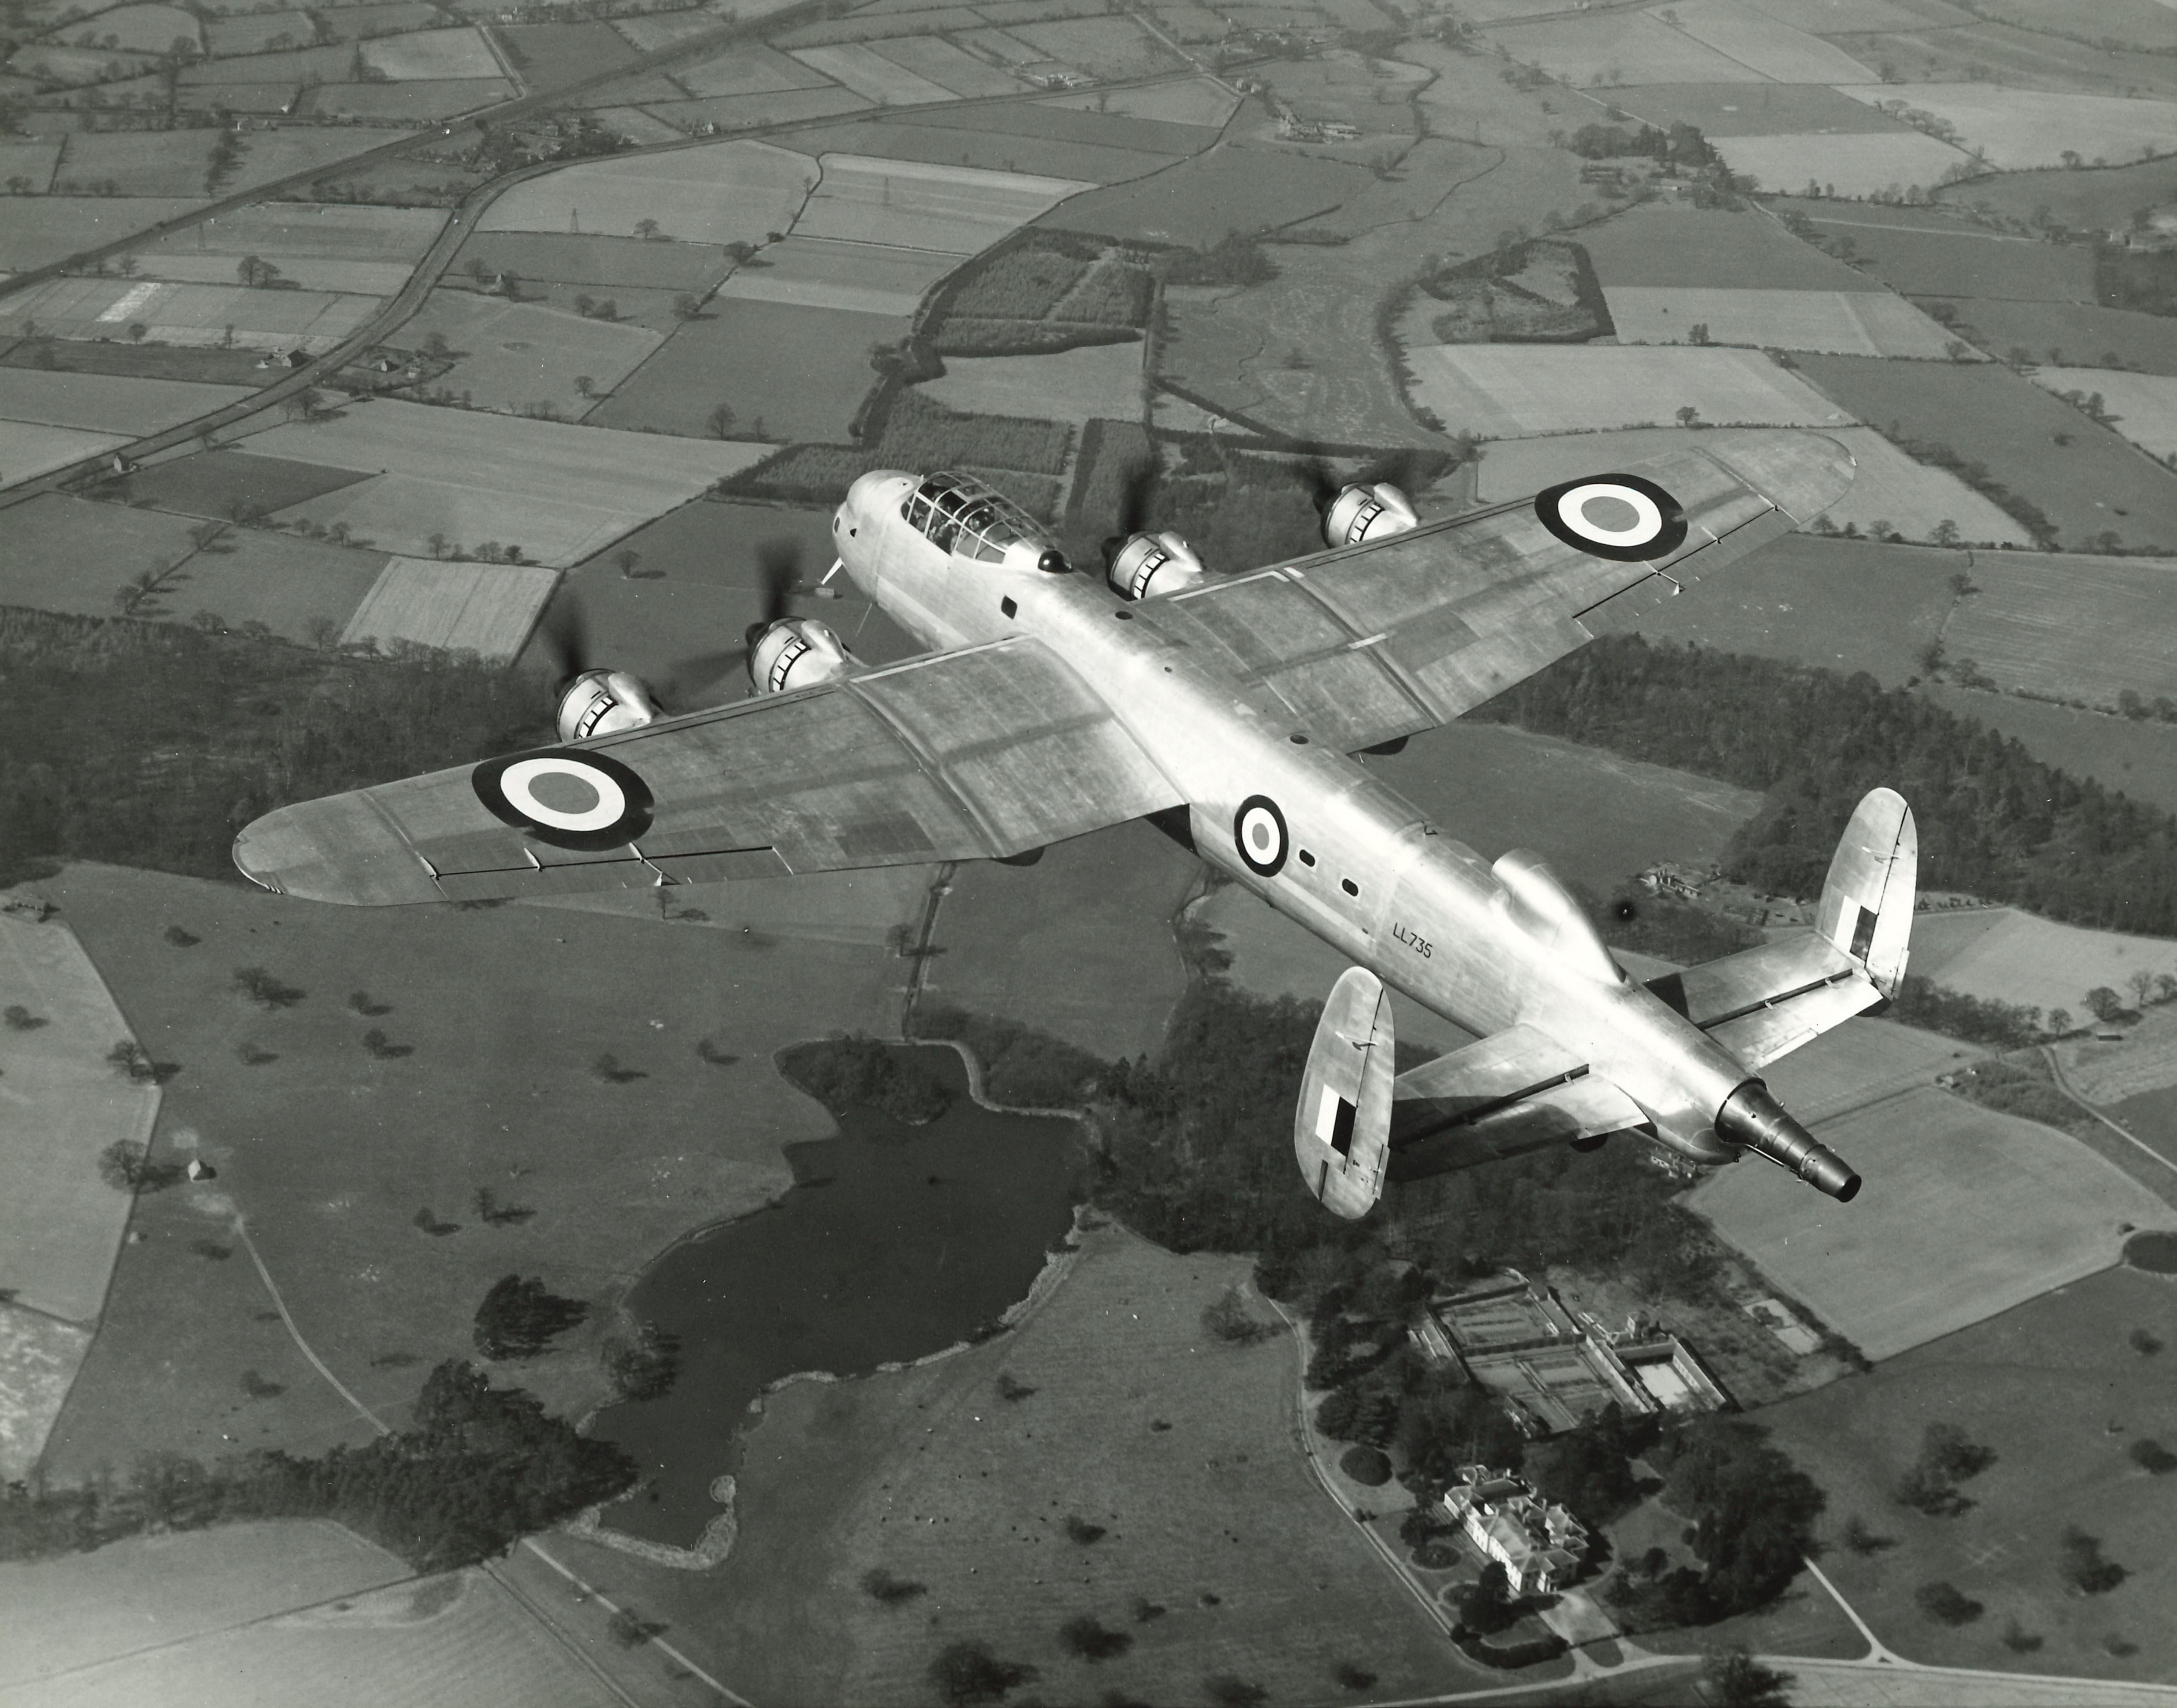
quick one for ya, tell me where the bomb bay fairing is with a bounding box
[234,435,1917,1214]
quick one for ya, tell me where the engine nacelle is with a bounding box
[1107,531,1205,602]
[1324,482,1419,549]
[749,617,858,696]
[555,668,660,744]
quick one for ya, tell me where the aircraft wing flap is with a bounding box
[1391,1021,1588,1112]
[233,637,1180,906]
[1143,431,1853,752]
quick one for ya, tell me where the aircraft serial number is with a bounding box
[1392,922,1432,959]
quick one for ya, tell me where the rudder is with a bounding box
[1815,786,1916,996]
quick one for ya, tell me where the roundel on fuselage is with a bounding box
[1234,794,1288,877]
[472,747,655,851]
[1534,472,1688,563]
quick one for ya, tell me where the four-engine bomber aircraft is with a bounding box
[234,432,1917,1216]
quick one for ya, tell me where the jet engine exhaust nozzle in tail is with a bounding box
[1716,1081,1860,1202]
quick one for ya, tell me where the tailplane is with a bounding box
[1294,967,1395,1220]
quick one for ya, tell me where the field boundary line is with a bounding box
[514,1536,754,1706]
[231,1216,393,1436]
[2044,1046,2177,1178]
[477,1555,644,1708]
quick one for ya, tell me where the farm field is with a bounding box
[1830,17,2177,101]
[6,43,161,83]
[300,77,517,119]
[1041,142,1373,246]
[0,1555,625,1707]
[36,856,914,1480]
[1936,154,2177,233]
[1942,547,2177,704]
[0,1521,409,1695]
[1477,424,2027,544]
[248,398,766,565]
[1485,11,1768,83]
[0,419,127,484]
[915,341,1142,426]
[1835,84,2177,169]
[790,41,954,105]
[1657,0,1879,82]
[785,114,1177,186]
[1713,130,1973,197]
[1237,49,1429,137]
[588,105,683,145]
[1010,14,1187,79]
[541,1225,1467,1708]
[1579,204,1883,292]
[338,557,559,659]
[2065,1004,2177,1109]
[200,7,315,52]
[0,911,156,1327]
[640,84,871,133]
[404,292,663,415]
[2033,368,2177,461]
[178,42,348,84]
[1910,907,2177,1016]
[1922,686,2177,818]
[668,39,833,97]
[1405,344,1850,437]
[1604,80,1906,136]
[131,527,390,642]
[712,235,955,316]
[1794,354,2177,551]
[1757,1015,1970,1128]
[1762,1266,2177,1682]
[133,201,445,266]
[933,817,1198,1063]
[892,96,1220,161]
[28,1,198,52]
[494,20,638,89]
[447,229,734,293]
[0,1307,90,1484]
[121,252,420,295]
[1776,208,2096,303]
[0,494,203,609]
[1044,74,1236,128]
[51,129,220,198]
[587,297,903,443]
[356,24,500,79]
[1690,1086,2170,1360]
[612,6,739,52]
[1943,298,2177,377]
[1600,285,1962,357]
[0,196,206,274]
[0,367,250,433]
[793,154,1092,254]
[477,139,816,246]
[0,138,59,192]
[112,448,375,519]
[0,275,378,353]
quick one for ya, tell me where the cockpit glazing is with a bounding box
[901,472,1066,570]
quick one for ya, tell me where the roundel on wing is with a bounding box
[1534,472,1688,563]
[472,747,655,851]
[1234,794,1288,877]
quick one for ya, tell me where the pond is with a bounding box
[588,1043,1081,1549]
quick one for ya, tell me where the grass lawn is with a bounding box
[1795,355,2177,552]
[586,298,905,444]
[1760,1265,2177,1682]
[928,817,1198,1064]
[539,1225,1470,1706]
[35,858,912,1482]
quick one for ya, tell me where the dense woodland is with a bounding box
[0,607,549,888]
[0,1361,632,1571]
[1475,636,2177,936]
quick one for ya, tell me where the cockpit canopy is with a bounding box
[901,472,1067,572]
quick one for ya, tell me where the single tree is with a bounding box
[633,217,660,241]
[706,402,736,439]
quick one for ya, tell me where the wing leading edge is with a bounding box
[233,636,1183,906]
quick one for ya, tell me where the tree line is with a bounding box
[1472,636,2177,936]
[0,1361,632,1572]
[0,606,549,889]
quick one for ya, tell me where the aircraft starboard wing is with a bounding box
[1138,432,1855,754]
[1386,1022,1648,1184]
[233,637,1183,905]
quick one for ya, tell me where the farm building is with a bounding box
[1424,1273,1728,1435]
[1440,1465,1589,1596]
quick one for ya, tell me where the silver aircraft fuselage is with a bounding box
[833,471,1751,1165]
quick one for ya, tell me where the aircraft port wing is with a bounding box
[233,636,1181,905]
[1138,431,1855,754]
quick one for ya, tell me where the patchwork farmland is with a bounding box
[1599,285,1963,357]
[1404,344,1851,437]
